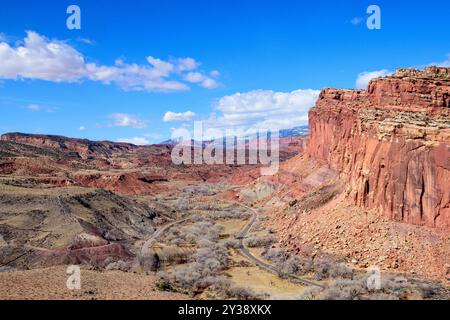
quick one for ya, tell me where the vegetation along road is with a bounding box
[234,202,325,289]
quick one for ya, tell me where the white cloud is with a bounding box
[210,70,220,78]
[109,113,147,128]
[118,133,163,146]
[77,38,95,45]
[27,104,41,111]
[183,71,219,89]
[0,31,220,92]
[0,31,86,82]
[429,54,450,67]
[213,89,319,130]
[201,78,219,89]
[163,111,196,122]
[26,103,55,112]
[356,54,450,90]
[355,69,392,89]
[79,126,86,131]
[170,89,319,138]
[117,137,151,145]
[146,56,174,76]
[84,58,191,93]
[351,17,363,25]
[176,57,200,72]
[184,72,204,83]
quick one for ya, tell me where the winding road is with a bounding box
[140,218,190,256]
[234,203,325,289]
[139,200,324,289]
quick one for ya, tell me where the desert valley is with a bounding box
[0,67,449,300]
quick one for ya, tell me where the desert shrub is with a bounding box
[417,283,440,299]
[174,197,192,211]
[195,239,229,269]
[313,260,332,280]
[313,261,354,280]
[193,203,213,210]
[329,263,354,279]
[298,278,367,301]
[156,238,230,296]
[170,264,203,293]
[262,248,354,280]
[155,271,173,291]
[198,276,263,300]
[251,223,264,232]
[298,276,402,301]
[223,239,242,249]
[322,287,346,300]
[262,248,289,263]
[322,285,363,300]
[158,247,190,265]
[157,263,217,295]
[379,275,411,297]
[189,214,205,222]
[212,211,251,220]
[262,248,313,277]
[169,236,184,246]
[165,221,224,245]
[104,259,131,272]
[297,287,323,300]
[368,293,400,300]
[225,285,261,300]
[244,235,276,248]
[327,278,366,300]
[155,220,264,297]
[277,257,304,277]
[327,274,416,300]
[183,184,218,196]
[196,275,231,292]
[139,253,161,273]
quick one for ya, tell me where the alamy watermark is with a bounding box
[367,5,381,30]
[66,5,81,30]
[66,4,380,31]
[170,122,280,176]
[66,265,81,290]
[366,265,382,290]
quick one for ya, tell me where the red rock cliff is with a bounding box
[307,67,450,228]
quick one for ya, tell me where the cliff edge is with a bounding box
[307,67,450,228]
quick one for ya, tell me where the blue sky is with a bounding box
[0,0,449,144]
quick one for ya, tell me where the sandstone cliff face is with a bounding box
[307,67,450,228]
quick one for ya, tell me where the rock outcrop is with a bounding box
[1,132,137,159]
[307,67,450,228]
[0,187,156,269]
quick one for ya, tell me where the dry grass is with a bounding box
[0,266,189,300]
[217,219,247,236]
[226,266,307,299]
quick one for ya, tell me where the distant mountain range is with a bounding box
[160,125,309,145]
[278,125,309,138]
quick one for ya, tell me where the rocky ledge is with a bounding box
[307,67,450,228]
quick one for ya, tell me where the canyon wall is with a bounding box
[1,133,137,159]
[307,67,450,228]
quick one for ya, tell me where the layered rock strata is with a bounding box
[307,67,450,228]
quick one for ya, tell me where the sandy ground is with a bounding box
[0,266,189,300]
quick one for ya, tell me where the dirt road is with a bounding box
[234,202,325,289]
